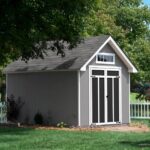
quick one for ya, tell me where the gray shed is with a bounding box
[5,35,137,126]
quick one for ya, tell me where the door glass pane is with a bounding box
[92,78,98,123]
[107,71,119,76]
[107,78,113,122]
[114,78,119,122]
[100,78,105,123]
[92,70,104,75]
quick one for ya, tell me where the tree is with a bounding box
[85,0,150,83]
[0,0,97,65]
[0,0,150,84]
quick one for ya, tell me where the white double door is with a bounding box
[91,68,121,124]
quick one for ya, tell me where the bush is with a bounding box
[34,112,43,125]
[7,95,24,121]
[57,122,67,128]
[135,83,150,101]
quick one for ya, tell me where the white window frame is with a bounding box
[96,53,115,65]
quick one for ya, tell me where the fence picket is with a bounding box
[135,104,136,116]
[147,104,149,117]
[0,102,7,123]
[138,103,139,117]
[130,100,150,119]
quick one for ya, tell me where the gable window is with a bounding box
[96,53,115,64]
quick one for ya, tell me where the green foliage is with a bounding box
[0,0,150,83]
[130,92,139,102]
[7,95,24,121]
[0,0,97,65]
[34,112,43,125]
[135,83,150,100]
[57,122,67,128]
[85,0,150,83]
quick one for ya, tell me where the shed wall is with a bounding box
[7,71,78,125]
[80,44,130,126]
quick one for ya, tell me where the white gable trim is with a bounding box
[109,38,137,73]
[80,36,137,73]
[80,36,111,71]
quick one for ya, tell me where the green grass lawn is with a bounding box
[130,92,147,102]
[130,92,139,102]
[130,93,141,102]
[0,127,150,150]
[131,119,150,127]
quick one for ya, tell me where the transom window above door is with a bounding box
[96,53,115,64]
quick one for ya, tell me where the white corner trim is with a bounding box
[77,71,81,126]
[80,36,137,73]
[89,66,92,125]
[129,74,131,123]
[119,69,122,123]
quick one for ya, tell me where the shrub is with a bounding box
[7,95,24,121]
[136,83,150,101]
[57,122,67,128]
[34,112,43,125]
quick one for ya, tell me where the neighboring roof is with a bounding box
[4,35,137,74]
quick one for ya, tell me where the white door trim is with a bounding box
[89,65,122,125]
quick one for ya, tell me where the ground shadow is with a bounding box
[120,140,150,148]
[0,126,34,136]
[0,127,35,145]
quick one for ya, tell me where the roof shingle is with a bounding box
[5,35,110,73]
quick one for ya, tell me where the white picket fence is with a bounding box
[130,100,150,119]
[0,102,7,123]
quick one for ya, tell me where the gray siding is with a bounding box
[7,71,78,125]
[80,44,130,126]
[80,70,90,126]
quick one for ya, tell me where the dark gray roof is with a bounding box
[5,35,110,73]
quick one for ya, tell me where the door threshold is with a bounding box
[92,122,121,126]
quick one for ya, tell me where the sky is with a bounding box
[144,0,150,5]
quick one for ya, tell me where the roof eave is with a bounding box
[129,68,138,73]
